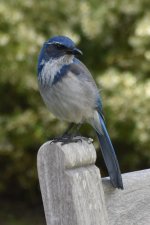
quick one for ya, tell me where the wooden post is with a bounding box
[37,139,150,225]
[37,139,109,225]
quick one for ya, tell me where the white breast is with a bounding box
[38,55,74,86]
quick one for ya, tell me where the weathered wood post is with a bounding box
[37,139,109,225]
[38,138,150,225]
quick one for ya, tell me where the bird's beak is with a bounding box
[66,47,83,56]
[73,48,83,56]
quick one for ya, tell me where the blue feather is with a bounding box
[96,113,123,189]
[52,65,70,85]
[47,36,75,49]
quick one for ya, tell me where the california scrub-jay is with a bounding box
[37,35,123,189]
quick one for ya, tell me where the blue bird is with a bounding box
[37,35,123,189]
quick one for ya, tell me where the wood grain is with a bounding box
[103,169,150,225]
[37,139,109,225]
[37,139,150,225]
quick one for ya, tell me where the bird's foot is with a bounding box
[51,135,81,145]
[51,135,93,145]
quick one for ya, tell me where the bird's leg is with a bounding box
[62,123,76,137]
[51,123,82,144]
[66,123,82,138]
[51,124,93,145]
[61,123,82,144]
[51,123,76,142]
[63,123,93,144]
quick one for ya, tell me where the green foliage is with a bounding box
[0,0,150,199]
[0,200,45,225]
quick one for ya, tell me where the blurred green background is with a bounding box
[0,0,150,224]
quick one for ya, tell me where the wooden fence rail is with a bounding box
[37,139,150,225]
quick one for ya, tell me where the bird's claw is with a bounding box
[51,136,93,145]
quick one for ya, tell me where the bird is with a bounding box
[37,35,123,189]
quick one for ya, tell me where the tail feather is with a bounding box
[93,113,123,189]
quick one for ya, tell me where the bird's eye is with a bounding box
[55,43,65,50]
[46,45,52,53]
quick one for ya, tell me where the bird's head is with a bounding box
[38,36,82,74]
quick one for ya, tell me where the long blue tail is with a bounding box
[94,113,123,189]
